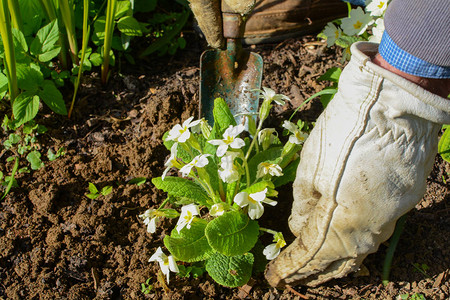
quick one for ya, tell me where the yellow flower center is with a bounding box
[184,211,192,221]
[334,30,340,39]
[378,1,385,9]
[224,136,234,144]
[276,238,286,248]
[248,196,257,204]
[353,20,363,29]
[295,131,304,141]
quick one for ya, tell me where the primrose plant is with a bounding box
[140,88,309,288]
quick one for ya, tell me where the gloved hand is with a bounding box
[265,42,450,287]
[188,0,256,48]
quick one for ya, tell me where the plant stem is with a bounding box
[58,0,79,65]
[259,227,278,236]
[0,0,19,105]
[157,198,170,210]
[7,0,22,31]
[101,0,117,85]
[382,214,407,286]
[68,0,90,118]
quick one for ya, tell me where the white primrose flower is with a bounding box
[368,18,385,43]
[162,142,178,180]
[341,7,373,36]
[365,0,388,17]
[263,232,286,260]
[257,87,290,106]
[282,121,309,145]
[257,162,283,178]
[210,203,226,217]
[218,154,240,183]
[149,247,179,284]
[208,124,245,157]
[258,128,277,149]
[166,116,201,143]
[175,203,200,232]
[322,22,342,47]
[139,208,159,233]
[234,188,277,220]
[179,154,211,177]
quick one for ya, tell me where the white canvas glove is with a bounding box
[265,42,450,287]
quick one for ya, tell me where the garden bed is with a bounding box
[0,35,449,299]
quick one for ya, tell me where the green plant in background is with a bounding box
[85,182,113,199]
[1,118,65,198]
[0,0,19,105]
[100,0,116,84]
[438,125,450,163]
[398,293,426,300]
[140,88,309,287]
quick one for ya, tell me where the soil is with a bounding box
[1,33,449,300]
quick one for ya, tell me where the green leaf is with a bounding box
[115,0,131,19]
[273,157,300,187]
[26,150,44,170]
[8,133,21,144]
[16,64,43,91]
[164,219,214,262]
[319,87,338,108]
[317,67,342,83]
[0,72,8,94]
[211,98,236,138]
[88,182,98,194]
[128,177,146,186]
[30,19,60,62]
[205,252,254,287]
[11,28,28,61]
[38,80,67,115]
[89,52,103,66]
[117,16,142,36]
[438,126,450,163]
[205,211,259,256]
[243,181,276,197]
[101,185,113,196]
[152,176,212,207]
[12,92,40,125]
[2,157,19,199]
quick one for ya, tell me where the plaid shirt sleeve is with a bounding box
[379,31,450,79]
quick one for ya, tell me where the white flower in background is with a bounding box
[218,154,240,183]
[368,18,385,43]
[139,208,159,233]
[341,7,373,36]
[234,188,277,220]
[149,247,179,283]
[166,116,201,143]
[210,203,226,217]
[176,203,200,232]
[282,121,309,145]
[208,124,245,157]
[257,162,283,178]
[322,22,342,47]
[257,87,290,106]
[179,154,211,177]
[162,142,178,180]
[263,232,286,260]
[365,0,388,17]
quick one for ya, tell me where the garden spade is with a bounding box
[200,12,263,125]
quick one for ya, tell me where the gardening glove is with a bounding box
[265,41,450,287]
[188,0,256,48]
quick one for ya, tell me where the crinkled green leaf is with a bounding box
[117,16,142,36]
[0,72,8,94]
[438,126,450,163]
[101,185,113,196]
[205,252,254,287]
[152,176,212,207]
[26,150,44,170]
[38,80,67,115]
[88,182,98,194]
[211,97,237,139]
[164,218,214,262]
[205,211,259,256]
[12,92,40,125]
[11,28,28,62]
[115,0,131,19]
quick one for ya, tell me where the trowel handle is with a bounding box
[222,12,245,39]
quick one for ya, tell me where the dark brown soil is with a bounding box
[1,35,449,300]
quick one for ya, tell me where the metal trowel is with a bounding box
[199,11,263,125]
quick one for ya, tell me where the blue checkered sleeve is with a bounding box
[379,31,450,79]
